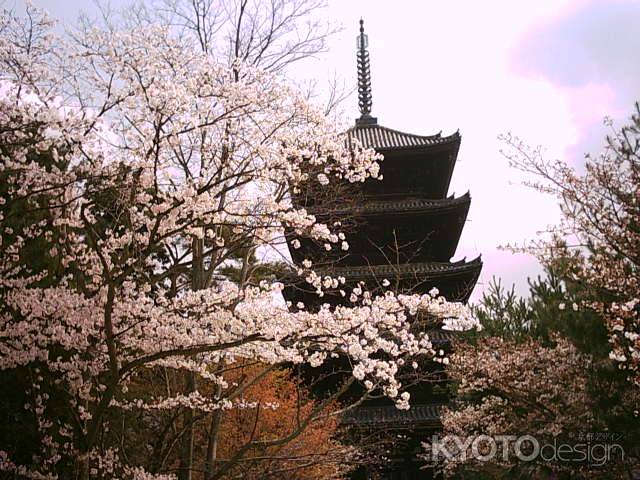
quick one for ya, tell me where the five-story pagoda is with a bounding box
[282,19,482,478]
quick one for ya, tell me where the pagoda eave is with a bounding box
[354,191,470,216]
[287,195,471,265]
[341,403,444,429]
[281,257,482,305]
[347,124,460,152]
[359,142,461,199]
[307,192,471,217]
[329,257,482,281]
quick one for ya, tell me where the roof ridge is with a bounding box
[308,192,471,216]
[326,257,482,278]
[363,191,470,205]
[352,193,470,214]
[352,123,443,140]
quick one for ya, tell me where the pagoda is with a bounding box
[283,19,482,479]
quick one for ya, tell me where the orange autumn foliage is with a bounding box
[211,364,354,479]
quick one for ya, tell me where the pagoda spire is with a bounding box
[356,18,377,126]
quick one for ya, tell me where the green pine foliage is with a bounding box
[473,268,609,357]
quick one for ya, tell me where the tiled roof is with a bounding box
[426,329,458,346]
[342,403,443,426]
[346,124,460,150]
[353,192,470,215]
[327,257,482,280]
[308,193,470,217]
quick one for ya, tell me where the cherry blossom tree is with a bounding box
[433,278,639,478]
[117,0,338,72]
[430,336,597,478]
[501,106,640,389]
[0,5,477,479]
[428,106,640,478]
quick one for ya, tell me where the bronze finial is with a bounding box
[356,18,377,126]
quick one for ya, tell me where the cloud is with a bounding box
[511,0,640,159]
[513,0,640,92]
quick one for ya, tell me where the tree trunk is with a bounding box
[205,398,223,479]
[178,237,206,480]
[178,370,198,480]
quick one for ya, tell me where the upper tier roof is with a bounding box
[347,124,460,151]
[329,256,481,279]
[289,193,471,265]
[333,192,470,216]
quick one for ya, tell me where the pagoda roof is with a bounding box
[342,403,443,427]
[351,192,470,216]
[426,329,458,346]
[347,124,460,151]
[306,192,470,217]
[281,256,481,304]
[289,193,470,266]
[328,256,482,280]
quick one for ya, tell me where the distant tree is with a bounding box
[435,335,598,479]
[501,106,640,388]
[426,104,640,478]
[430,269,639,479]
[117,363,353,479]
[472,270,608,356]
[213,364,351,479]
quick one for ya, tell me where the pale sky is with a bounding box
[11,0,640,302]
